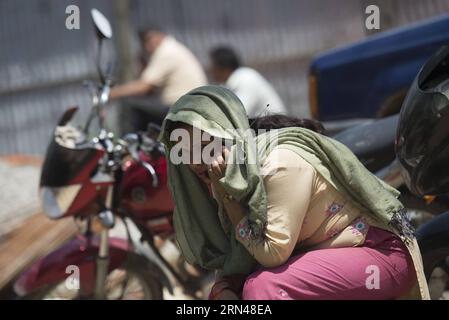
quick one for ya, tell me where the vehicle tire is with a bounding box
[427,258,449,300]
[400,203,449,299]
[4,253,163,300]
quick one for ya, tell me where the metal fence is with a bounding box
[1,0,449,155]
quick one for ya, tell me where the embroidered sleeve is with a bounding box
[235,216,252,242]
[234,148,315,268]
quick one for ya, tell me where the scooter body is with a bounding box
[333,114,398,173]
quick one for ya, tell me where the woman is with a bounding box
[158,85,430,300]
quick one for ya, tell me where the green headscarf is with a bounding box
[158,85,412,276]
[158,85,265,275]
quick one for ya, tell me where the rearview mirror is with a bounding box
[91,8,112,40]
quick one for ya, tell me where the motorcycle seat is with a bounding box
[333,114,399,172]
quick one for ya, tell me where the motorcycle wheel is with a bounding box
[8,253,163,300]
[403,208,449,300]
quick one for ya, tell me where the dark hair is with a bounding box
[249,114,326,135]
[138,24,165,42]
[210,46,241,71]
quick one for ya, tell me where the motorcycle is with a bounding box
[2,8,211,300]
[390,45,449,299]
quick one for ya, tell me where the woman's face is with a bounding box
[172,123,222,184]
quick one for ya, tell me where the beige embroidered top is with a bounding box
[219,147,385,268]
[215,147,429,299]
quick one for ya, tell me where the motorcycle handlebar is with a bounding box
[117,133,160,188]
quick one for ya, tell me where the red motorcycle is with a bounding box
[3,9,211,300]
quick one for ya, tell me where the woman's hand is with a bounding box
[207,146,247,226]
[207,146,230,194]
[208,146,230,181]
[209,277,241,300]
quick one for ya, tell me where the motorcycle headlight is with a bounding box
[40,185,81,219]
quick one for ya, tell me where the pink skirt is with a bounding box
[242,226,417,300]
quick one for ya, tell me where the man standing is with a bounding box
[110,26,207,131]
[209,46,287,119]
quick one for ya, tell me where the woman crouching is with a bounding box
[158,85,430,300]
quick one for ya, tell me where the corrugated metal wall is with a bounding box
[128,0,367,125]
[1,0,449,155]
[0,0,114,155]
